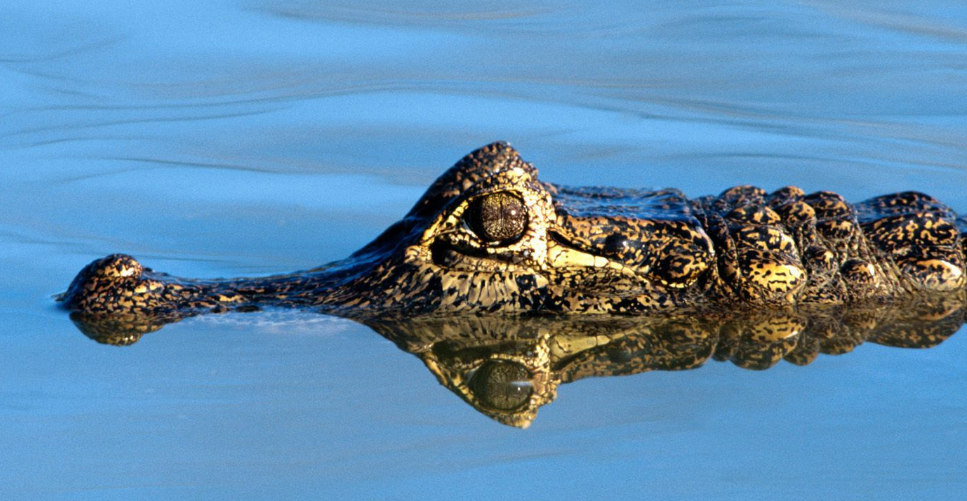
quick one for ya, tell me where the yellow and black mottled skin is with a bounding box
[61,141,967,325]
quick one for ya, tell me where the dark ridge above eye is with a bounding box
[405,141,534,219]
[468,192,527,243]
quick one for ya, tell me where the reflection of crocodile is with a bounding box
[60,142,967,324]
[74,294,964,428]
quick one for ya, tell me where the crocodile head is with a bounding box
[62,140,966,329]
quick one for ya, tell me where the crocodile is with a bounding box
[61,141,967,326]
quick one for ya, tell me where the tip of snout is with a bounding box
[59,254,144,310]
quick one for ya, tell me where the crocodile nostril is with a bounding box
[98,254,143,279]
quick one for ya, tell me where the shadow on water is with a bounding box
[70,293,964,428]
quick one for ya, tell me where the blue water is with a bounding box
[3,0,967,499]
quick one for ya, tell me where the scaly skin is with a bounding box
[61,142,967,322]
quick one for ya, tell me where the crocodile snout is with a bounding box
[60,254,159,314]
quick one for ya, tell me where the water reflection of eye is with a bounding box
[468,360,534,411]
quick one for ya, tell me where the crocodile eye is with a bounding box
[467,192,527,243]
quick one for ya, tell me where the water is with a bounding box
[3,0,967,498]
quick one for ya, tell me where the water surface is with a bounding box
[2,0,967,499]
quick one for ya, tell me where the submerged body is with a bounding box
[61,142,967,320]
